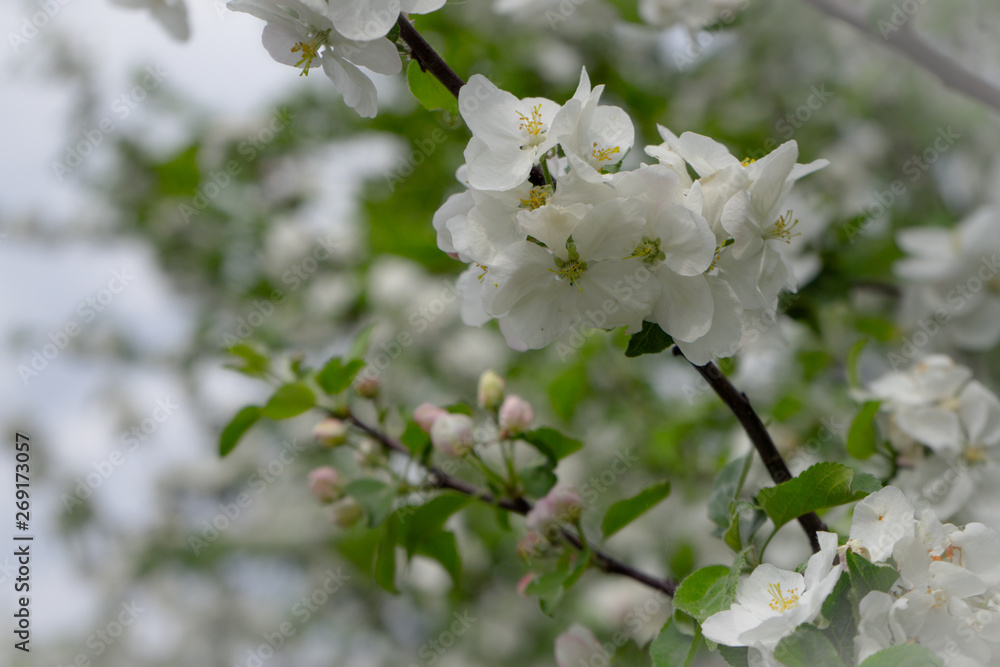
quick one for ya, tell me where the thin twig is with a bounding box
[674,349,828,552]
[347,414,678,597]
[800,0,1000,113]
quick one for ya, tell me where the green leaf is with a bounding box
[414,530,461,584]
[602,482,672,539]
[847,401,882,460]
[225,343,271,378]
[717,646,750,667]
[524,566,571,616]
[846,550,899,598]
[649,620,695,667]
[399,493,471,554]
[316,357,365,395]
[374,516,399,593]
[348,324,376,361]
[756,462,881,531]
[858,645,944,667]
[672,565,733,622]
[521,464,558,497]
[820,573,855,662]
[625,320,675,357]
[262,382,316,419]
[406,60,459,115]
[400,420,431,459]
[219,405,262,457]
[708,453,753,531]
[774,624,843,667]
[846,338,869,389]
[521,427,583,464]
[345,479,397,527]
[548,363,588,421]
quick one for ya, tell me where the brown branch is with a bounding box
[346,414,677,597]
[673,349,828,552]
[800,0,1000,113]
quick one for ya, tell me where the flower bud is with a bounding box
[414,402,448,433]
[354,438,385,467]
[355,376,380,399]
[477,369,505,410]
[517,573,536,597]
[499,395,534,436]
[313,418,348,447]
[308,466,343,503]
[430,413,476,458]
[526,485,583,533]
[329,497,363,528]
[517,530,550,561]
[555,625,605,667]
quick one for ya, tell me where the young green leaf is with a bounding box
[649,619,696,667]
[521,427,583,464]
[225,343,271,378]
[399,493,471,554]
[846,550,899,598]
[672,565,733,622]
[521,464,558,497]
[345,479,397,527]
[406,60,459,115]
[400,420,431,459]
[316,357,365,395]
[374,516,399,593]
[602,482,672,539]
[773,624,844,667]
[414,530,461,584]
[846,338,869,389]
[847,401,882,460]
[708,452,754,531]
[348,324,376,361]
[857,645,944,667]
[625,320,675,358]
[262,382,316,419]
[756,462,881,531]
[219,405,262,457]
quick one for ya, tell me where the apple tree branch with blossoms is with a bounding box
[111,0,1000,664]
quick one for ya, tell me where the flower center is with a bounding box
[592,142,621,163]
[965,445,987,464]
[550,240,588,288]
[517,104,547,148]
[930,543,962,565]
[767,583,800,612]
[741,157,756,167]
[520,186,552,210]
[291,30,330,76]
[630,236,665,265]
[766,210,800,243]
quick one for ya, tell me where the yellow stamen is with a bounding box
[291,31,329,76]
[516,105,546,148]
[768,210,800,243]
[592,142,621,163]
[741,157,756,167]
[519,187,551,210]
[767,583,800,612]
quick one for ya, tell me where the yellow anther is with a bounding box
[768,210,800,243]
[767,583,800,612]
[520,187,551,210]
[516,104,546,147]
[291,31,329,76]
[592,142,621,162]
[741,157,756,167]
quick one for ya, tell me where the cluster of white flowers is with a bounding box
[860,355,1000,523]
[434,68,826,362]
[228,0,445,117]
[698,487,1000,666]
[895,207,1000,352]
[849,487,1000,666]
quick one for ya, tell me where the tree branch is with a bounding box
[347,414,678,597]
[673,349,828,552]
[800,0,1000,113]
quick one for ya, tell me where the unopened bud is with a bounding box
[308,466,343,503]
[355,376,380,399]
[477,369,505,410]
[354,438,385,467]
[517,530,550,560]
[414,402,448,433]
[329,497,363,528]
[430,413,476,457]
[555,624,604,667]
[526,485,583,533]
[499,395,534,436]
[313,418,349,447]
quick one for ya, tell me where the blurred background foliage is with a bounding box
[5,0,1000,664]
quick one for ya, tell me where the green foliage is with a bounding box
[625,321,675,357]
[847,401,882,460]
[774,624,844,667]
[345,479,398,528]
[407,60,460,116]
[858,645,944,667]
[225,343,272,378]
[672,565,735,622]
[316,357,365,395]
[521,428,583,464]
[219,406,262,457]
[262,383,316,419]
[757,462,881,531]
[649,619,698,667]
[601,482,672,539]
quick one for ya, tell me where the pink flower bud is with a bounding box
[526,485,583,533]
[477,369,505,410]
[499,395,534,435]
[517,573,536,597]
[329,498,363,528]
[355,376,380,399]
[313,418,348,447]
[555,624,605,667]
[517,530,550,561]
[308,467,343,503]
[414,403,448,433]
[430,413,476,457]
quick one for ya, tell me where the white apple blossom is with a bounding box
[701,531,842,654]
[848,486,915,563]
[323,0,445,41]
[227,0,402,117]
[554,624,606,667]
